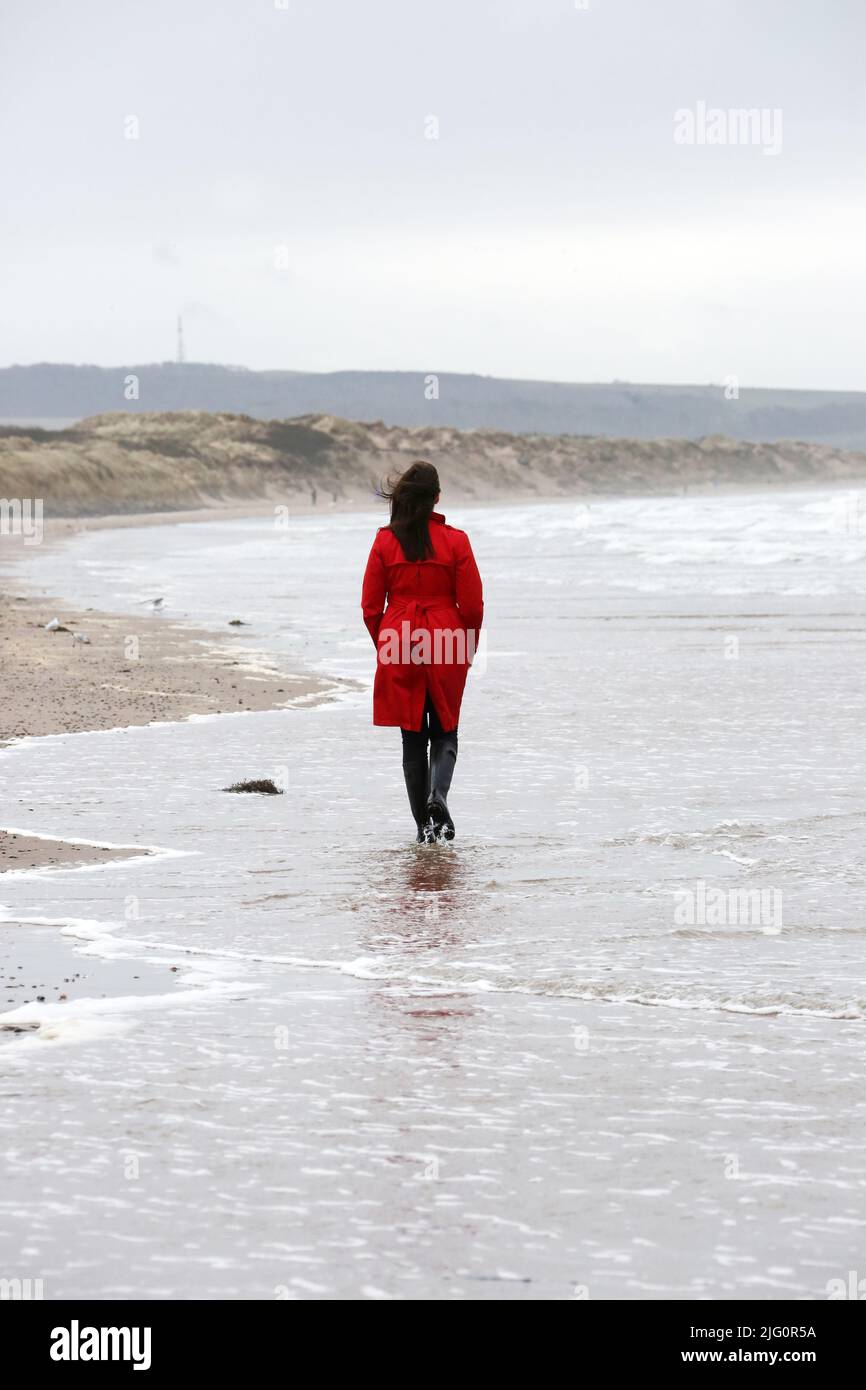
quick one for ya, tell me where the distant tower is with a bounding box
[176,314,185,364]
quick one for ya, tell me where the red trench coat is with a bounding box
[361,512,484,730]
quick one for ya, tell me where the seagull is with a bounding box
[44,617,71,634]
[138,597,165,610]
[72,633,91,646]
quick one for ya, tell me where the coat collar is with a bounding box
[430,511,446,525]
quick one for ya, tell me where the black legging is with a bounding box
[401,693,457,764]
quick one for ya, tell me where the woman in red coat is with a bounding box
[361,461,484,842]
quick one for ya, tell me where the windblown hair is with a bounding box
[378,460,440,562]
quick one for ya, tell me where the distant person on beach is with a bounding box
[361,461,484,842]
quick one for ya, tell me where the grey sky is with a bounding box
[2,0,864,387]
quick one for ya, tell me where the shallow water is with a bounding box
[1,489,865,1299]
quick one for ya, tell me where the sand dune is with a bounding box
[3,411,866,518]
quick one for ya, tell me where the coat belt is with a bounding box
[384,596,454,626]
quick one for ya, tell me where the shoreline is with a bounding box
[32,471,866,536]
[0,922,171,1039]
[0,829,151,875]
[1,508,356,871]
[0,588,343,748]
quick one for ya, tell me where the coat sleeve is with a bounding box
[455,533,484,650]
[361,533,387,645]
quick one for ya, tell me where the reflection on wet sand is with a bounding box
[356,845,473,952]
[358,847,480,1046]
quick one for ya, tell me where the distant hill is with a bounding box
[2,410,865,519]
[3,364,866,448]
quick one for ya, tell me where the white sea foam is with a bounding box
[0,976,253,1056]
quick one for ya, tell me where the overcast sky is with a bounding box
[2,0,864,388]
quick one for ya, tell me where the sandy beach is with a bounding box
[0,829,151,874]
[0,590,334,745]
[0,589,336,875]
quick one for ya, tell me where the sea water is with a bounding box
[1,488,865,1299]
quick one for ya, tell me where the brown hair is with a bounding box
[378,460,440,562]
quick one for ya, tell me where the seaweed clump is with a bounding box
[222,779,283,795]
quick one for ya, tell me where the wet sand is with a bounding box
[0,922,166,1018]
[0,829,150,875]
[0,591,338,751]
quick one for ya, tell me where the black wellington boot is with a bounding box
[426,733,458,840]
[403,758,434,843]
